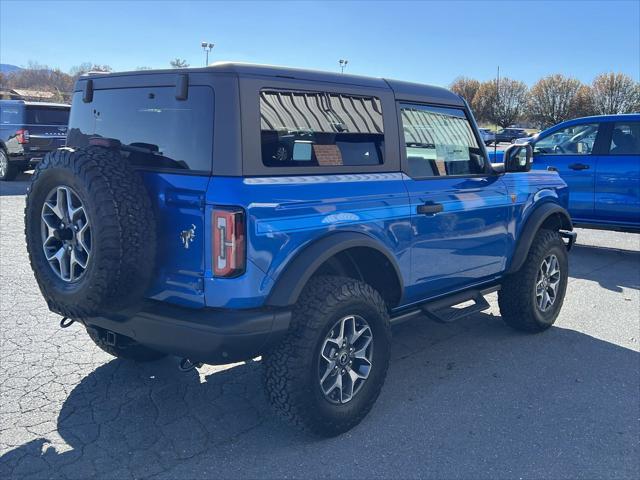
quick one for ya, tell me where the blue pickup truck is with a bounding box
[489,115,640,232]
[25,64,576,436]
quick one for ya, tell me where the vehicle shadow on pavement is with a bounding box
[1,313,638,479]
[0,173,31,196]
[569,242,640,292]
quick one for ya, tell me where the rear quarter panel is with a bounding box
[205,174,412,308]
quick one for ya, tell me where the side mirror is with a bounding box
[503,143,533,172]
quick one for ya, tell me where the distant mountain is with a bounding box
[1,64,23,74]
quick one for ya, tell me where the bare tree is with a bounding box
[169,58,189,69]
[68,62,93,77]
[68,63,113,78]
[450,77,480,107]
[474,78,529,128]
[570,84,597,119]
[529,74,583,128]
[590,73,640,114]
[4,62,75,96]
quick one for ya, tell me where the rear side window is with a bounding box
[67,86,213,172]
[260,90,384,168]
[609,122,640,155]
[25,107,69,125]
[400,104,484,177]
[0,104,22,125]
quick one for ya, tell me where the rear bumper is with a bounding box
[8,152,46,166]
[83,300,292,364]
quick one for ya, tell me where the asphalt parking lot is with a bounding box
[1,174,639,480]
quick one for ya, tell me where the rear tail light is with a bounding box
[16,129,29,144]
[212,207,245,277]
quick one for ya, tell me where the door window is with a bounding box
[609,122,640,155]
[399,104,484,177]
[534,123,599,155]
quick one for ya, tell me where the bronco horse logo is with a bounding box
[180,224,196,249]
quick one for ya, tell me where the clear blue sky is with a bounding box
[1,0,638,86]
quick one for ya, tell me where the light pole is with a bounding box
[494,65,500,158]
[339,59,348,74]
[201,42,214,66]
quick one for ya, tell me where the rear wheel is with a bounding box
[0,149,18,181]
[499,229,568,332]
[263,276,391,436]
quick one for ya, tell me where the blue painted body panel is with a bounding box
[140,169,570,311]
[488,114,640,230]
[402,174,511,303]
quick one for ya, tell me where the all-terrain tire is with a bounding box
[498,229,568,332]
[86,326,166,362]
[263,276,391,437]
[25,147,156,319]
[0,148,18,181]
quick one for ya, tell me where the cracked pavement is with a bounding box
[1,174,639,479]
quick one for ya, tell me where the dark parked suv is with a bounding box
[25,64,575,436]
[0,100,70,180]
[494,127,529,144]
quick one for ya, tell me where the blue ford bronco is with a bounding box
[25,63,576,436]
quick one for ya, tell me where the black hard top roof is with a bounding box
[81,62,465,107]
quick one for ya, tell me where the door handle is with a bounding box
[569,163,590,171]
[417,203,443,215]
[547,166,558,172]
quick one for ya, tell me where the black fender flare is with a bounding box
[507,202,573,274]
[266,232,404,307]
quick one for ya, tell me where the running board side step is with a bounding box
[422,291,490,323]
[390,286,498,325]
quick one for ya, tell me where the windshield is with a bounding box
[534,124,598,155]
[25,107,69,125]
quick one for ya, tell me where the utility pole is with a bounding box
[339,59,348,74]
[494,65,500,157]
[201,42,214,66]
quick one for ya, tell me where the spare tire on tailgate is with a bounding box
[25,146,156,319]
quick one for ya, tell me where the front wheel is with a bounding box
[263,276,391,436]
[499,229,569,332]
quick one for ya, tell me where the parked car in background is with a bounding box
[0,100,70,181]
[494,127,529,143]
[478,128,495,146]
[489,114,640,232]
